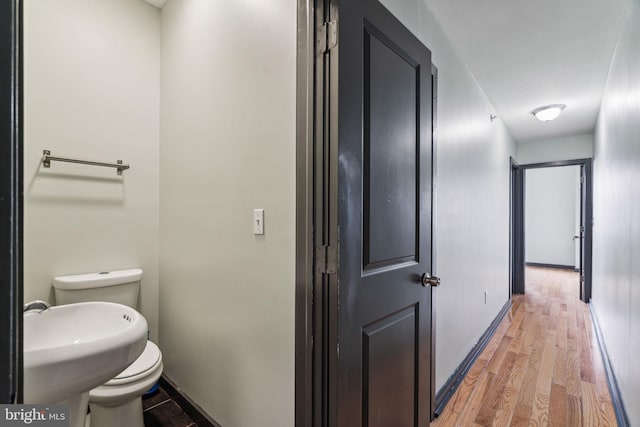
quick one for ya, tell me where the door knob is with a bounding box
[421,273,441,287]
[573,235,583,240]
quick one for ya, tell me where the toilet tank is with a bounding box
[52,268,143,308]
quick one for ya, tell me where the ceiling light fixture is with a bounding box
[531,104,566,122]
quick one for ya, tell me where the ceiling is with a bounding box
[143,0,167,9]
[423,0,629,143]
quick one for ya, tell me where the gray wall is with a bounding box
[159,1,296,426]
[593,0,640,423]
[23,0,161,340]
[517,133,593,164]
[379,0,517,392]
[525,166,580,267]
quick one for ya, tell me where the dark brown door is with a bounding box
[333,0,434,425]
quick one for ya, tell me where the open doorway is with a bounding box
[510,159,593,303]
[525,165,582,298]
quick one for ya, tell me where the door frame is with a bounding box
[510,158,593,302]
[294,0,315,425]
[294,0,439,423]
[429,63,438,421]
[510,158,525,295]
[0,0,23,405]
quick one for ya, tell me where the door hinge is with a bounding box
[581,275,585,283]
[316,245,337,275]
[316,20,338,54]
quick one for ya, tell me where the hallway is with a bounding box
[433,267,616,426]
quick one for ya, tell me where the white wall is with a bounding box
[23,0,161,339]
[525,166,579,267]
[380,0,517,392]
[517,133,593,164]
[593,0,640,423]
[158,1,296,426]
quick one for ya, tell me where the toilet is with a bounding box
[52,268,163,427]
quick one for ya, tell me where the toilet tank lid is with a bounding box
[52,268,143,290]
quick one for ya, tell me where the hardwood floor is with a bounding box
[432,266,617,427]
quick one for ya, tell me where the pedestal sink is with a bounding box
[24,301,148,427]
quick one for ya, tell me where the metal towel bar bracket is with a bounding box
[41,150,130,175]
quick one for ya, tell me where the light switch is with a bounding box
[253,209,264,235]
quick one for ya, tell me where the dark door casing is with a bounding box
[579,165,587,300]
[511,159,593,302]
[333,0,434,425]
[511,159,525,295]
[0,0,23,404]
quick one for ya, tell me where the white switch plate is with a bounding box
[253,209,264,235]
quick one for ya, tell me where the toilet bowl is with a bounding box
[52,269,163,427]
[88,341,163,427]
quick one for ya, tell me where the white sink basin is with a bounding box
[24,301,147,404]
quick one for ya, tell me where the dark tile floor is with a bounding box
[142,385,215,427]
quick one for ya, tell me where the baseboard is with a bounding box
[160,375,222,427]
[589,303,630,427]
[434,299,512,416]
[525,262,576,270]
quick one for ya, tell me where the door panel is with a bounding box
[334,0,433,425]
[364,30,419,270]
[363,306,417,427]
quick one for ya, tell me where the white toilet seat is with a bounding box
[89,341,163,404]
[106,341,161,386]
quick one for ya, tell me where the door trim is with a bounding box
[510,158,525,295]
[295,0,340,424]
[0,0,23,404]
[429,63,438,421]
[511,158,593,302]
[294,0,315,425]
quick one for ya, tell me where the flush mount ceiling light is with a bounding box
[531,104,566,122]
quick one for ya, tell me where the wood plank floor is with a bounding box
[432,266,617,427]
